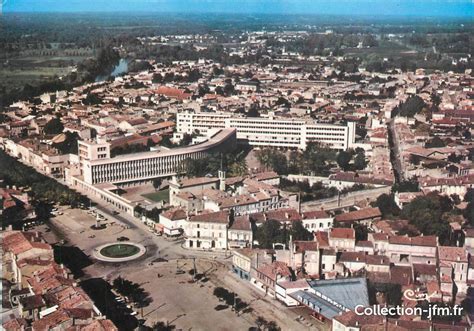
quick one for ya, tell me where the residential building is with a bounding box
[185,210,229,250]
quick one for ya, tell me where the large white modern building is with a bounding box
[177,111,355,150]
[77,128,237,185]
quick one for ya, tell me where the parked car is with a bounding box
[117,236,130,242]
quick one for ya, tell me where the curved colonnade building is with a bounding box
[68,128,237,215]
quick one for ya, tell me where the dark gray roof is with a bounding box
[308,277,369,311]
[289,290,343,319]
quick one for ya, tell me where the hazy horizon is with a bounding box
[3,0,473,19]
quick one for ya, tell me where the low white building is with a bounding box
[158,208,187,236]
[228,215,253,249]
[301,210,334,231]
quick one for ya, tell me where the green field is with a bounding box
[142,189,169,202]
[0,52,93,93]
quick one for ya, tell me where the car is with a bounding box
[130,311,138,316]
[117,236,129,242]
[112,211,120,215]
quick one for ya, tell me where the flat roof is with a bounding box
[88,128,236,165]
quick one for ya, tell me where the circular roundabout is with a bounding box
[93,242,146,262]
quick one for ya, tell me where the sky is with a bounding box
[2,0,473,18]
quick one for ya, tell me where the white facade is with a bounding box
[81,128,236,184]
[185,220,228,250]
[177,112,355,150]
[302,216,334,231]
[159,213,186,236]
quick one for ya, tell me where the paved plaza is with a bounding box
[36,205,325,331]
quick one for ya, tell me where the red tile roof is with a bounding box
[366,255,390,266]
[302,210,330,219]
[155,86,192,100]
[293,240,318,252]
[3,231,51,256]
[339,251,367,263]
[190,210,229,224]
[178,177,220,188]
[229,215,252,231]
[438,246,468,263]
[31,309,71,330]
[314,231,330,248]
[330,228,355,240]
[266,208,301,223]
[161,208,187,220]
[389,235,437,247]
[256,261,292,281]
[334,207,381,223]
[80,319,118,331]
[2,318,28,331]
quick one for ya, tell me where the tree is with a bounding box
[465,189,474,203]
[291,221,313,241]
[463,129,471,140]
[83,92,102,105]
[354,152,367,170]
[374,194,399,218]
[44,117,64,135]
[53,131,79,154]
[465,202,474,226]
[254,317,280,331]
[265,321,281,331]
[301,142,336,176]
[398,95,425,117]
[362,34,378,47]
[152,178,162,191]
[112,276,152,308]
[153,322,175,331]
[255,220,283,249]
[256,149,288,175]
[247,106,260,118]
[337,150,352,171]
[426,136,446,148]
[255,317,267,331]
[401,194,452,244]
[392,178,420,193]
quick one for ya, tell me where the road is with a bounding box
[388,119,403,182]
[301,186,391,211]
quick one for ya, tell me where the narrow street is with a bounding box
[387,118,403,183]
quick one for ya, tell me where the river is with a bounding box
[95,58,128,82]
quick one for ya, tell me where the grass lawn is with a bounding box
[142,189,169,202]
[100,244,140,258]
